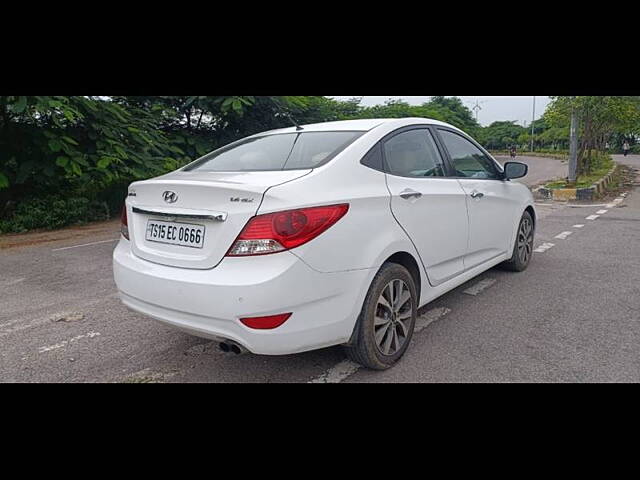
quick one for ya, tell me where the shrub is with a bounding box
[0,195,110,234]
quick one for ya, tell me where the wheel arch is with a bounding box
[383,251,422,305]
[345,250,423,347]
[524,204,536,229]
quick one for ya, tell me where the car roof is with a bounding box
[260,117,464,135]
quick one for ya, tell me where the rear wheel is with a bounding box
[344,263,417,370]
[501,211,534,272]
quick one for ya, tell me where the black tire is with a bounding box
[344,263,417,370]
[501,211,534,272]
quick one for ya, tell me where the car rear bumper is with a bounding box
[113,239,373,355]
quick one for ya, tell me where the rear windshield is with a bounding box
[183,131,364,172]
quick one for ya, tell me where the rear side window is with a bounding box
[383,129,445,178]
[183,131,364,172]
[438,129,500,180]
[361,143,384,171]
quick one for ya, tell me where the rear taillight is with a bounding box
[120,205,129,240]
[227,204,349,256]
[240,313,292,329]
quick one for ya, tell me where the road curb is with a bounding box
[533,165,619,202]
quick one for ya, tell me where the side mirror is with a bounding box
[503,161,528,180]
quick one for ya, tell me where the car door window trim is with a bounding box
[433,127,506,181]
[373,125,449,180]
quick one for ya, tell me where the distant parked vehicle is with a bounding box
[113,118,534,369]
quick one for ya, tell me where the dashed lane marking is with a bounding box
[573,224,585,228]
[596,210,608,215]
[308,359,361,384]
[414,307,451,333]
[308,307,451,383]
[38,331,101,353]
[534,242,555,253]
[463,278,497,296]
[0,278,25,287]
[554,231,573,240]
[586,215,600,220]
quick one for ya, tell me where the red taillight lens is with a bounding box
[227,204,349,256]
[239,313,292,329]
[120,205,129,240]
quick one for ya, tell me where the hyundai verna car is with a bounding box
[113,118,534,370]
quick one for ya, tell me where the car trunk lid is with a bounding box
[126,169,310,269]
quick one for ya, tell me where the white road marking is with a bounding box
[38,331,101,353]
[534,242,555,253]
[606,204,616,208]
[52,239,119,251]
[414,307,451,333]
[308,307,452,383]
[573,224,585,228]
[586,215,600,220]
[463,278,497,296]
[554,231,573,240]
[0,277,26,287]
[566,203,609,208]
[596,210,608,215]
[308,359,361,383]
[0,294,118,337]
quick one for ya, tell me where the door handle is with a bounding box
[399,189,422,200]
[470,191,484,199]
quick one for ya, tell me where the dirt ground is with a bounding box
[0,219,120,251]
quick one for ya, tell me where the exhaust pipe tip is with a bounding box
[219,340,248,355]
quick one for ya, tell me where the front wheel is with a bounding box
[501,211,534,272]
[344,263,417,370]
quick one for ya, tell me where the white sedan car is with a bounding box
[113,118,534,369]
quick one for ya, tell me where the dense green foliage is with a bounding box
[0,95,482,233]
[2,95,636,233]
[545,96,640,177]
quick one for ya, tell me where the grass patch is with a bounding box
[544,153,614,189]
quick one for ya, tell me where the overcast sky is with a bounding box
[330,96,552,127]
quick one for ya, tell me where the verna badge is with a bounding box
[162,191,178,204]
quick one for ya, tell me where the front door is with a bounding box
[436,128,518,269]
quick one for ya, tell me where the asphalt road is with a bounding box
[1,156,639,382]
[495,155,568,187]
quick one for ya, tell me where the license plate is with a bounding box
[145,220,205,249]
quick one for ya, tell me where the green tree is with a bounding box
[0,96,173,206]
[476,121,526,150]
[546,96,640,174]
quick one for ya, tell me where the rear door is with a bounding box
[384,127,469,286]
[435,128,519,269]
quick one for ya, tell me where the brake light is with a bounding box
[120,205,129,240]
[240,313,292,329]
[227,204,349,256]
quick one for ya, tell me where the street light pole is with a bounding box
[568,106,578,183]
[530,96,536,152]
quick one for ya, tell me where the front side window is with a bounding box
[183,131,364,172]
[438,129,500,180]
[383,129,445,178]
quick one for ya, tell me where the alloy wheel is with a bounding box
[517,217,533,264]
[374,279,413,356]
